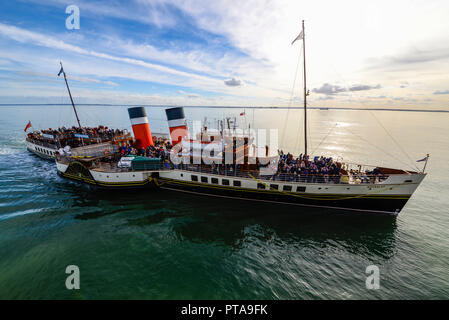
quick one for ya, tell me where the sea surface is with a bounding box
[0,105,448,299]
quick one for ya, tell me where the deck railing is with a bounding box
[79,159,389,185]
[27,132,131,149]
[167,164,389,184]
[26,138,58,149]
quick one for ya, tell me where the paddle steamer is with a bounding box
[55,22,428,215]
[25,62,131,159]
[55,104,427,215]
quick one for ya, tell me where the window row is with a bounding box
[36,147,55,156]
[190,175,306,192]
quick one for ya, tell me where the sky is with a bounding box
[0,0,449,109]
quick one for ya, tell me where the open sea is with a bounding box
[0,104,448,299]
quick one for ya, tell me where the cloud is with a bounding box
[391,48,449,65]
[2,0,449,108]
[365,46,449,71]
[224,78,242,87]
[0,23,224,87]
[400,81,409,88]
[317,96,335,101]
[13,71,119,86]
[29,0,178,28]
[313,83,381,95]
[312,83,346,95]
[0,22,288,103]
[348,84,381,92]
[434,90,449,95]
[367,95,388,99]
[178,90,201,98]
[103,81,119,87]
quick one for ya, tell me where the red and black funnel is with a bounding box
[128,107,154,149]
[165,107,188,146]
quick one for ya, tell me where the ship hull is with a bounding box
[56,162,424,215]
[156,177,408,215]
[26,140,57,160]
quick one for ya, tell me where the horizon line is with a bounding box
[0,104,448,113]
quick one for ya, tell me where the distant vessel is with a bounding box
[25,126,133,160]
[55,22,428,215]
[25,62,132,159]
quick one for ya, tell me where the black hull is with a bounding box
[157,178,408,215]
[57,167,409,215]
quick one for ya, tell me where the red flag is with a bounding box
[240,112,245,116]
[24,121,32,132]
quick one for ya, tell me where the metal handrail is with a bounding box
[28,132,130,144]
[72,158,389,185]
[168,164,389,184]
[26,138,58,149]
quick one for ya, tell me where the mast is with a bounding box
[423,154,430,173]
[60,61,81,128]
[302,20,308,156]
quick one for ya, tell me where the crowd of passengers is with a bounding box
[27,126,127,147]
[195,151,385,184]
[273,150,385,183]
[119,137,172,161]
[117,140,385,184]
[275,151,341,182]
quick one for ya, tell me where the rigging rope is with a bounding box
[322,64,418,171]
[341,125,418,171]
[311,123,338,156]
[281,44,303,149]
[368,111,420,171]
[294,115,303,155]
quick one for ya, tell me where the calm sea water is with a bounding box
[0,105,448,299]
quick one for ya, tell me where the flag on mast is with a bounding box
[291,30,304,45]
[24,121,32,132]
[416,156,428,162]
[240,111,245,116]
